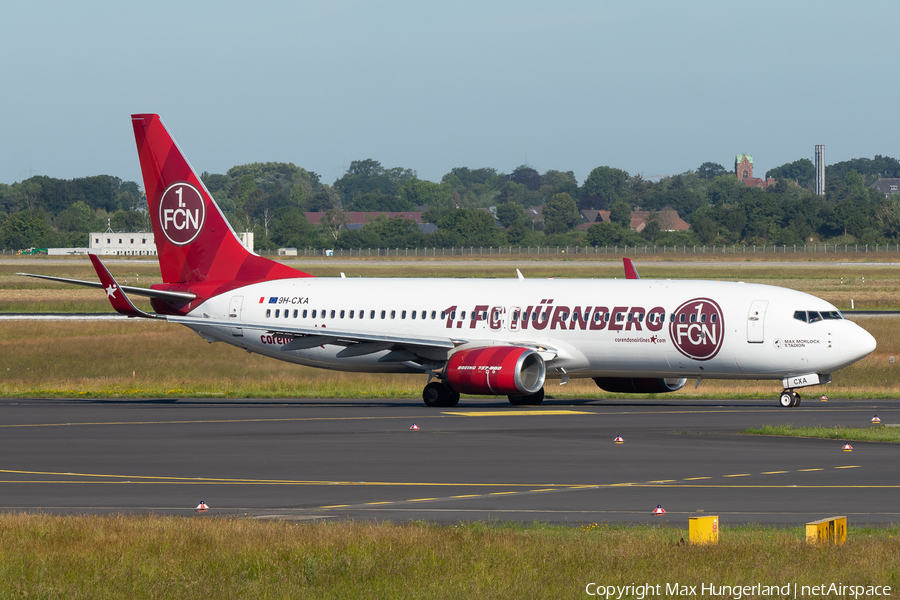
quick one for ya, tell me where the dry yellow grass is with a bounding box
[0,514,896,599]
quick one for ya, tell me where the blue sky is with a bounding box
[2,1,897,189]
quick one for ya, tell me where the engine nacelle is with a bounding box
[593,377,688,394]
[446,346,546,395]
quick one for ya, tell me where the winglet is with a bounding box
[623,257,640,280]
[89,254,158,318]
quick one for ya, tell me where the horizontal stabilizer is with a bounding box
[16,271,195,303]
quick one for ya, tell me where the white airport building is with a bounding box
[77,230,254,256]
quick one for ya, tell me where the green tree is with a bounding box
[609,200,631,228]
[542,193,580,234]
[697,162,727,180]
[581,166,631,209]
[496,202,526,228]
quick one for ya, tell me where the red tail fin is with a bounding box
[131,114,310,291]
[623,257,640,280]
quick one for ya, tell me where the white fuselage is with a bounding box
[184,277,876,382]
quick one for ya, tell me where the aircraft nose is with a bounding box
[842,324,876,363]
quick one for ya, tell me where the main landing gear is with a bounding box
[422,382,460,407]
[779,390,801,407]
[508,388,545,406]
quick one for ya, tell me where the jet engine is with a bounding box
[446,346,546,395]
[593,377,688,394]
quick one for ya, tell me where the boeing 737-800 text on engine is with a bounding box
[19,114,877,407]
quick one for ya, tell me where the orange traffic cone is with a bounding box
[653,505,666,515]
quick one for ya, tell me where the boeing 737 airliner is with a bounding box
[20,114,877,407]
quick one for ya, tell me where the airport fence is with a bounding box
[259,244,900,258]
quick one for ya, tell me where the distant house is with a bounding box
[575,209,689,232]
[872,178,900,197]
[735,154,775,188]
[304,211,436,234]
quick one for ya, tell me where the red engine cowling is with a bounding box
[446,346,546,395]
[593,377,688,394]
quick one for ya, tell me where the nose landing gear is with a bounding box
[779,390,801,407]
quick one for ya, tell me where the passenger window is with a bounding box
[312,310,317,318]
[284,310,289,319]
[293,310,298,318]
[349,310,354,318]
[431,311,436,319]
[451,311,456,320]
[700,314,706,323]
[411,311,416,319]
[391,310,396,319]
[709,314,714,323]
[689,314,696,323]
[330,310,336,319]
[275,309,280,318]
[370,310,375,319]
[381,310,386,319]
[266,309,271,318]
[441,311,446,319]
[461,311,466,320]
[679,314,685,323]
[340,310,345,318]
[401,310,406,319]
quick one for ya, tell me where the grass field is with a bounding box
[0,317,897,399]
[742,424,900,443]
[4,254,900,311]
[0,515,896,599]
[2,256,899,398]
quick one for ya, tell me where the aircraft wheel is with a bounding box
[508,394,527,406]
[524,388,545,405]
[779,391,793,407]
[423,382,447,407]
[509,388,544,406]
[445,391,460,407]
[792,392,801,407]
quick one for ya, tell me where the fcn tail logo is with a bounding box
[669,298,724,361]
[159,182,205,245]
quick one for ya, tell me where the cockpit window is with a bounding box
[795,310,844,323]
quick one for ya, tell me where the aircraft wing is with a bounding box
[169,313,458,351]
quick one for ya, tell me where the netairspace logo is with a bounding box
[584,582,892,598]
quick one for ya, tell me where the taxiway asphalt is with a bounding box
[0,396,897,526]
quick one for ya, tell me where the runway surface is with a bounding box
[0,396,897,526]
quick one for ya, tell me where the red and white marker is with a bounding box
[841,443,853,452]
[872,415,881,424]
[410,423,420,431]
[614,435,624,444]
[196,501,209,512]
[652,505,666,515]
[820,394,828,401]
